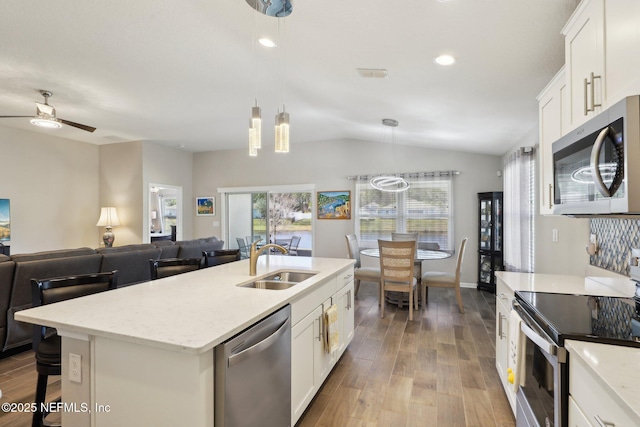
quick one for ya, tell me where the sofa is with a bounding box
[0,237,224,354]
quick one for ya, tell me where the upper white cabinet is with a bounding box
[562,0,640,130]
[562,0,605,129]
[537,67,567,215]
[603,0,640,105]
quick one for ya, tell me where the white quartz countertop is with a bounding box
[566,340,640,424]
[16,256,354,355]
[495,271,635,297]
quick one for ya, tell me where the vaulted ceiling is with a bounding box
[0,0,579,155]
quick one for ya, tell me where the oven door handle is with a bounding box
[520,321,557,356]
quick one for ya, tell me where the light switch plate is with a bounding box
[69,353,82,384]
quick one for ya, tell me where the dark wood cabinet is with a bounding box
[477,192,503,293]
[0,243,9,256]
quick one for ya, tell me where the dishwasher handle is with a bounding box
[228,317,290,368]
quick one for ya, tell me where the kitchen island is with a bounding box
[16,255,355,427]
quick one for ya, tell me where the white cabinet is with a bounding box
[569,350,638,427]
[537,67,567,215]
[290,267,355,426]
[568,396,592,427]
[603,0,640,105]
[291,305,322,423]
[495,278,516,414]
[563,0,605,129]
[562,0,640,131]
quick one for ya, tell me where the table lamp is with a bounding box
[96,207,121,247]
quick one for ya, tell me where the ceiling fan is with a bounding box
[0,90,96,132]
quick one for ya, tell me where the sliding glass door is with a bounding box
[225,188,313,255]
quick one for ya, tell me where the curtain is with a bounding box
[503,148,535,272]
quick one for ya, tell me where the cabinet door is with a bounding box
[604,0,640,105]
[564,0,604,128]
[315,297,336,385]
[538,68,566,215]
[336,281,355,356]
[495,280,516,414]
[291,305,322,424]
[568,396,592,427]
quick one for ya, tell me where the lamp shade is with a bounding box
[96,207,121,227]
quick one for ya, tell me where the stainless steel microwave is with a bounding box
[552,95,640,215]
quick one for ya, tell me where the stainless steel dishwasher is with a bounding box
[215,304,291,427]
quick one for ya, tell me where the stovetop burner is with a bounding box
[515,291,640,348]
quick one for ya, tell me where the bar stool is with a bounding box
[30,271,118,427]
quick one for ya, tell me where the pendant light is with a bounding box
[248,8,262,156]
[275,106,289,153]
[370,119,410,193]
[249,99,261,156]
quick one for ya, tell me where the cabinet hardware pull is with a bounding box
[498,313,504,338]
[317,315,323,341]
[584,77,590,115]
[594,415,615,427]
[591,72,602,110]
[346,290,352,310]
[548,184,553,209]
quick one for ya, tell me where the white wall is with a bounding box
[142,142,194,241]
[0,125,99,254]
[193,139,503,284]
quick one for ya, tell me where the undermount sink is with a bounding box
[243,280,299,290]
[261,271,317,283]
[240,271,317,290]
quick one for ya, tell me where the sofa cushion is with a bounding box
[157,243,179,259]
[97,244,157,254]
[177,240,224,259]
[4,253,103,351]
[10,247,97,262]
[99,247,162,287]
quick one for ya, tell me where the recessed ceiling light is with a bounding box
[434,54,456,66]
[258,38,277,48]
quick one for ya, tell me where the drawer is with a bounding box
[570,353,638,427]
[338,266,354,288]
[568,396,592,427]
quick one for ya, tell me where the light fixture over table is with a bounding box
[96,207,121,247]
[370,119,410,193]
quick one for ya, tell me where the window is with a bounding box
[355,174,454,250]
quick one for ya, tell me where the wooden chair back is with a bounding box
[378,239,416,284]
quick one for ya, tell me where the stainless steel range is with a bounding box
[513,290,640,427]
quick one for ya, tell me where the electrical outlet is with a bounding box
[552,229,559,243]
[69,353,82,384]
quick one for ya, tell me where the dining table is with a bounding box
[360,247,452,307]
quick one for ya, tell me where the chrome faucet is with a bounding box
[249,240,288,276]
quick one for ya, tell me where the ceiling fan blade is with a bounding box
[0,115,34,118]
[58,118,96,133]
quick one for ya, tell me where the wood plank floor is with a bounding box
[0,282,514,427]
[297,282,515,427]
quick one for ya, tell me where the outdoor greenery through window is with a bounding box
[355,175,454,250]
[251,192,312,250]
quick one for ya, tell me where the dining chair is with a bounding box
[345,234,381,297]
[288,236,301,256]
[391,232,419,251]
[378,239,418,321]
[30,271,118,427]
[421,237,468,313]
[149,257,202,279]
[236,237,251,259]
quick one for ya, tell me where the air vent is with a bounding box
[357,68,389,79]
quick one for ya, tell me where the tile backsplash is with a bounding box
[589,217,640,276]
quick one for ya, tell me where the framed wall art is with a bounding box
[0,199,9,241]
[317,191,351,220]
[196,196,215,216]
